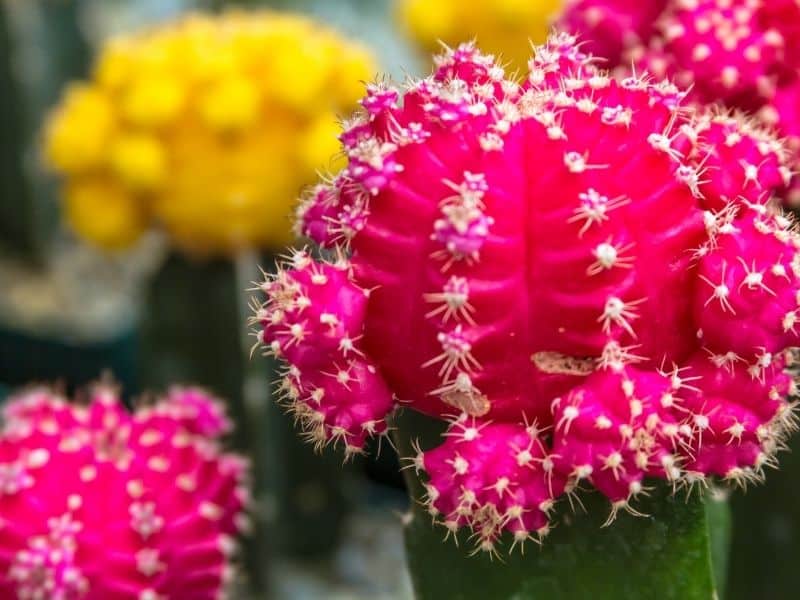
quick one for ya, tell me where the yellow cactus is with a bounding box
[64,178,147,250]
[45,85,116,174]
[44,11,376,255]
[397,0,563,70]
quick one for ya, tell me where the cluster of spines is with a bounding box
[0,385,249,600]
[257,34,800,554]
[681,110,792,210]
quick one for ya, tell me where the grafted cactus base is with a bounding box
[395,408,729,600]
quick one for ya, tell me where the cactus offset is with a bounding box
[0,385,249,599]
[680,112,791,210]
[253,34,798,553]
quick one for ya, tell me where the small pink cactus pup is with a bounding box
[253,34,799,554]
[0,385,250,599]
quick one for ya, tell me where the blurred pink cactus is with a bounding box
[253,34,798,552]
[635,0,792,109]
[0,385,249,599]
[560,0,668,65]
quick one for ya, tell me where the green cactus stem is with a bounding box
[726,432,800,599]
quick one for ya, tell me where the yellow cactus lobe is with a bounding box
[65,178,147,250]
[397,0,563,70]
[200,77,261,132]
[44,11,376,255]
[44,85,115,174]
[121,76,185,128]
[297,113,345,174]
[332,42,377,108]
[110,133,167,190]
[398,0,456,50]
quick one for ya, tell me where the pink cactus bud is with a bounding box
[295,184,340,246]
[693,211,800,355]
[0,386,249,599]
[416,416,565,553]
[254,34,799,551]
[551,367,685,506]
[254,250,394,456]
[679,351,796,482]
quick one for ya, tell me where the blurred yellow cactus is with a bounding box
[44,11,375,255]
[397,0,563,70]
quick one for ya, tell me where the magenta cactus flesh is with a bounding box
[0,386,249,599]
[255,34,799,552]
[764,81,800,207]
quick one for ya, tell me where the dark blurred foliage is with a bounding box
[0,0,89,262]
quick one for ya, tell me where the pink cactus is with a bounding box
[635,0,789,110]
[680,112,791,210]
[560,0,668,66]
[763,81,800,208]
[765,81,800,148]
[0,385,249,599]
[563,0,800,109]
[253,34,798,552]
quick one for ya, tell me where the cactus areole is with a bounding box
[253,34,798,554]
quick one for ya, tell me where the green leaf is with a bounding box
[395,408,727,600]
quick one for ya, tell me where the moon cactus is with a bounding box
[252,34,797,553]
